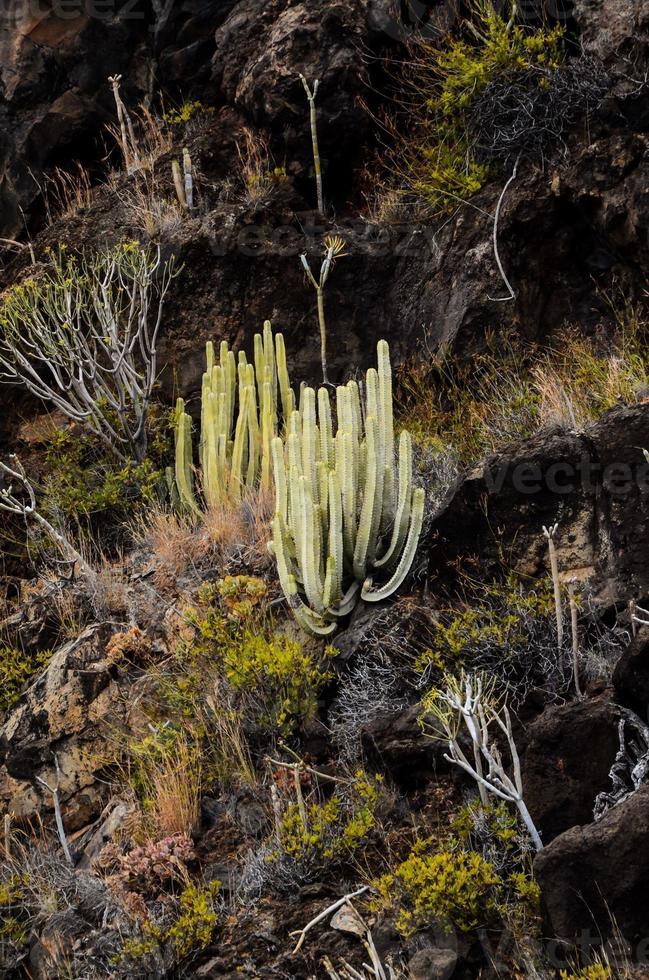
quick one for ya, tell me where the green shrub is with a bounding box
[0,647,52,714]
[164,880,221,957]
[395,4,564,210]
[117,880,221,965]
[373,840,501,936]
[0,873,30,965]
[559,965,612,980]
[276,771,382,863]
[42,425,165,523]
[163,101,213,126]
[178,582,333,736]
[415,575,555,677]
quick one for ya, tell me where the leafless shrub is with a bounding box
[594,710,649,821]
[238,841,324,902]
[468,58,610,166]
[329,658,409,763]
[105,100,173,175]
[0,245,177,463]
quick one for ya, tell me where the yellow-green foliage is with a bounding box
[163,101,213,126]
[0,647,52,714]
[164,881,221,957]
[452,801,519,850]
[400,4,564,209]
[509,871,541,915]
[373,840,501,936]
[216,575,268,619]
[560,966,612,980]
[397,321,649,465]
[415,575,555,675]
[118,881,221,964]
[276,772,382,862]
[246,164,288,190]
[0,874,30,956]
[167,580,333,735]
[223,631,330,734]
[42,426,164,522]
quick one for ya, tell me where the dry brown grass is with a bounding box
[135,490,273,587]
[146,735,202,838]
[92,559,130,618]
[136,507,210,586]
[398,319,649,465]
[203,677,257,789]
[44,163,93,222]
[105,103,173,176]
[115,170,184,239]
[236,128,272,205]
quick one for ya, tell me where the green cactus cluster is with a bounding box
[270,340,425,636]
[173,321,294,514]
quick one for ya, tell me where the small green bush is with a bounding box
[163,101,213,126]
[373,840,501,936]
[415,574,555,676]
[117,880,221,965]
[560,965,612,980]
[178,582,333,735]
[276,771,382,863]
[0,647,52,715]
[396,4,564,210]
[42,426,164,523]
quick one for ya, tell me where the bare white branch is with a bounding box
[0,244,177,462]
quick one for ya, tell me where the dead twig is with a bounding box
[36,756,73,866]
[290,886,369,954]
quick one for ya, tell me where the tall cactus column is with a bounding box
[269,339,426,636]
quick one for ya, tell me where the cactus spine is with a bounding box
[270,339,425,636]
[173,321,293,513]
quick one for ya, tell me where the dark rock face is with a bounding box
[429,404,649,608]
[534,784,649,950]
[573,0,649,68]
[1,0,649,375]
[211,0,369,181]
[520,698,622,843]
[0,625,127,831]
[613,627,649,716]
[360,705,445,788]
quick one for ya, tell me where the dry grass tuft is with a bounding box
[202,677,257,789]
[398,316,649,465]
[145,735,202,838]
[44,163,93,222]
[114,169,185,239]
[141,508,211,586]
[135,490,274,587]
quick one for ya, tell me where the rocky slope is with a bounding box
[2,0,649,978]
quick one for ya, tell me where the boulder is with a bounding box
[613,626,649,715]
[520,697,622,843]
[429,404,649,608]
[534,784,649,951]
[0,625,128,831]
[212,0,369,180]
